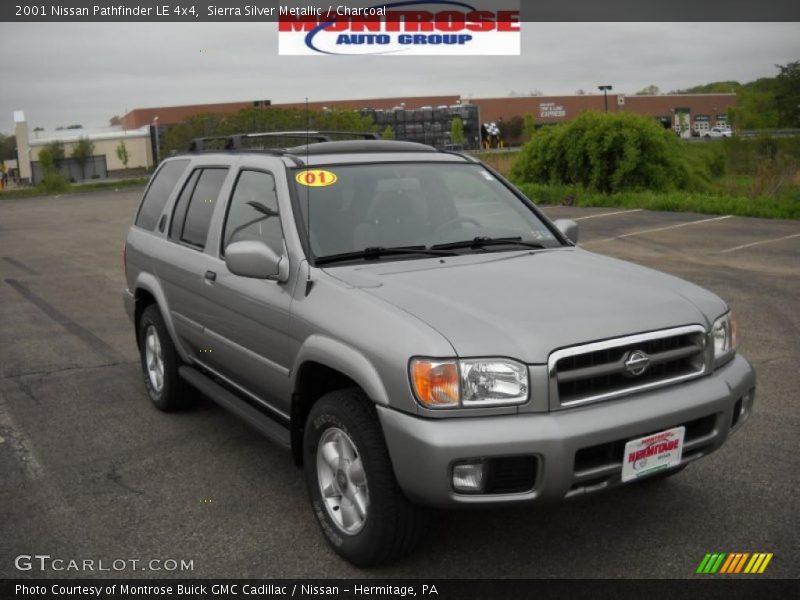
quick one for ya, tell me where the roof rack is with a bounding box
[286,140,439,156]
[188,130,380,152]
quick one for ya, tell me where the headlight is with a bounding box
[410,358,529,409]
[711,312,737,367]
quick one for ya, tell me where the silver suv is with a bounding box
[124,133,756,566]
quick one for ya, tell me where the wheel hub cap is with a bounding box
[144,325,165,393]
[316,428,369,535]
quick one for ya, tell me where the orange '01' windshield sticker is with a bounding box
[296,169,338,187]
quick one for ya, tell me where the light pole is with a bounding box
[152,116,160,166]
[598,85,613,113]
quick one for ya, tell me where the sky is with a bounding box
[1,22,798,132]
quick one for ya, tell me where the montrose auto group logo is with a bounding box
[278,1,521,55]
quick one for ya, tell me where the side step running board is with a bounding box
[179,366,290,448]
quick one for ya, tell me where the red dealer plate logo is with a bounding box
[621,426,685,482]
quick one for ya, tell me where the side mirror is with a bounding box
[553,219,579,244]
[226,241,289,282]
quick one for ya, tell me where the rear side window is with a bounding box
[135,159,189,230]
[169,168,229,249]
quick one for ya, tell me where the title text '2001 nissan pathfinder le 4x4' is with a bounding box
[124,132,756,565]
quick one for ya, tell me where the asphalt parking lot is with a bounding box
[1,189,798,579]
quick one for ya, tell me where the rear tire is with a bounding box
[303,388,425,566]
[137,304,191,411]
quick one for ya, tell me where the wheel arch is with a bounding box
[290,336,391,466]
[131,273,191,362]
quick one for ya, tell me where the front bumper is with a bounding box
[378,354,755,508]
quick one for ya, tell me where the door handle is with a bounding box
[204,270,217,282]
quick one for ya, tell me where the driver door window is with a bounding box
[222,170,284,256]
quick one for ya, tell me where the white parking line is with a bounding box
[717,232,800,254]
[584,215,734,244]
[573,209,643,221]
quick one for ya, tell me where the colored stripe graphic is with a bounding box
[758,554,773,573]
[719,554,736,573]
[734,553,750,573]
[722,553,747,573]
[701,552,774,574]
[744,554,761,573]
[696,554,713,573]
[699,553,727,573]
[710,553,726,573]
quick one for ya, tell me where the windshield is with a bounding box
[293,163,561,262]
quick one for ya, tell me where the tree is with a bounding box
[381,125,394,140]
[43,141,65,165]
[728,88,780,130]
[450,117,464,146]
[161,106,375,156]
[575,89,587,96]
[0,133,17,161]
[636,85,660,96]
[523,113,537,140]
[36,145,68,192]
[116,140,130,170]
[774,60,800,127]
[71,137,95,181]
[504,116,524,142]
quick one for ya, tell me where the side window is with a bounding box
[169,169,200,239]
[222,170,284,255]
[169,168,228,249]
[135,159,189,230]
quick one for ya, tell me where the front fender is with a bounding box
[290,335,390,406]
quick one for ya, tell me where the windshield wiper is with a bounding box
[431,236,546,251]
[316,246,457,266]
[245,200,279,217]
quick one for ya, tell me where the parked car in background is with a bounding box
[705,126,733,139]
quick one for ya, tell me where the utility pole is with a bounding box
[152,116,160,165]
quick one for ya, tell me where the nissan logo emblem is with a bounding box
[624,350,651,377]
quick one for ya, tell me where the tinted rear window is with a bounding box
[135,160,190,230]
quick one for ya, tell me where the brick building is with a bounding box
[114,92,737,154]
[472,93,736,136]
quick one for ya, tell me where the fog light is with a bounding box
[452,461,485,493]
[741,389,755,421]
[732,389,755,431]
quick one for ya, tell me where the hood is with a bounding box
[325,249,727,364]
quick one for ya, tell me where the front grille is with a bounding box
[484,456,538,494]
[549,325,708,408]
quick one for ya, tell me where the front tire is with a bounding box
[303,389,425,566]
[137,304,190,411]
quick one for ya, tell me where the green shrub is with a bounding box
[510,111,691,193]
[39,172,69,193]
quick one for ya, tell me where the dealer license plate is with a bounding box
[621,426,685,483]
